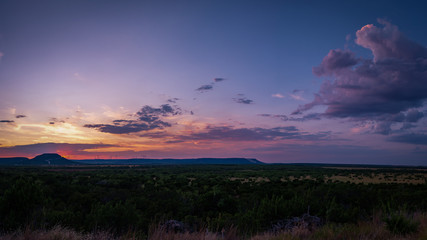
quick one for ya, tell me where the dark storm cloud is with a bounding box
[0,143,116,156]
[389,133,427,145]
[84,104,180,134]
[233,95,254,104]
[196,84,213,92]
[294,20,427,123]
[15,115,26,119]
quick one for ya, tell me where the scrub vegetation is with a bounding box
[0,164,426,239]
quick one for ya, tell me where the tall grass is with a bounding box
[2,212,427,240]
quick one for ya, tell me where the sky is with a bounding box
[1,0,427,165]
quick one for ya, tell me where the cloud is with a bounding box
[167,98,180,103]
[294,20,427,133]
[233,94,254,104]
[0,143,116,157]
[0,52,3,60]
[259,113,322,122]
[84,104,181,134]
[389,133,427,145]
[196,84,213,92]
[0,120,14,123]
[146,125,330,142]
[272,93,285,98]
[214,78,225,82]
[49,117,66,125]
[15,115,27,119]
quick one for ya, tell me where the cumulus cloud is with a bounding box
[294,20,427,134]
[196,84,213,92]
[84,104,181,134]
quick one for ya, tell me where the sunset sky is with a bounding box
[1,0,427,165]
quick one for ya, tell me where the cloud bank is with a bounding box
[294,20,427,134]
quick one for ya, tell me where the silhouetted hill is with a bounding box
[30,153,79,165]
[0,153,79,165]
[73,158,264,165]
[0,154,264,166]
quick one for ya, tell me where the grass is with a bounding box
[2,212,427,240]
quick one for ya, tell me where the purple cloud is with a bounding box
[0,120,14,123]
[144,125,330,142]
[196,84,213,92]
[15,115,27,119]
[233,94,254,104]
[84,104,181,134]
[294,20,427,132]
[214,78,225,82]
[259,113,322,122]
[389,133,427,145]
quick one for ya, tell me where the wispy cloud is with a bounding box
[15,115,27,119]
[213,78,225,82]
[144,125,331,142]
[195,84,213,92]
[73,72,85,81]
[290,90,306,101]
[0,120,14,123]
[272,93,285,98]
[259,113,322,122]
[233,94,254,104]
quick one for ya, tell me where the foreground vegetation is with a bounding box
[2,213,427,240]
[0,164,426,239]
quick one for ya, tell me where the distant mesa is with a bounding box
[0,153,79,166]
[0,153,264,166]
[74,157,265,165]
[30,153,78,165]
